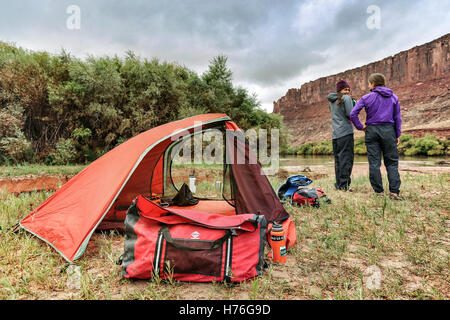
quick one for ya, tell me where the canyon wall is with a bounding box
[274,33,450,145]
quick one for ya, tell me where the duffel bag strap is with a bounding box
[160,226,233,251]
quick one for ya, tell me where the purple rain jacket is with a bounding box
[350,86,402,138]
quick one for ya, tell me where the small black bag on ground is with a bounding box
[170,183,199,206]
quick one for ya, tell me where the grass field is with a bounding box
[0,164,86,178]
[0,165,448,300]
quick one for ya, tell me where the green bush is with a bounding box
[354,138,367,155]
[293,134,449,156]
[414,135,444,156]
[294,140,333,156]
[312,141,333,155]
[0,104,34,164]
[296,143,313,155]
[399,134,447,156]
[0,44,289,164]
[282,145,301,155]
[46,139,78,165]
[0,127,33,163]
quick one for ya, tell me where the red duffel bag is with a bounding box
[121,195,267,283]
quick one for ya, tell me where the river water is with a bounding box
[280,155,450,168]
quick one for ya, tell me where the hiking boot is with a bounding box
[389,192,404,201]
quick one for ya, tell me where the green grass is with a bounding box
[0,167,449,300]
[0,164,86,178]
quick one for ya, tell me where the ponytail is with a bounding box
[337,92,343,106]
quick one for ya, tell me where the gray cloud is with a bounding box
[0,0,449,111]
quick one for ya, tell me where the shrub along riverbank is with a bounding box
[0,42,288,166]
[284,134,450,157]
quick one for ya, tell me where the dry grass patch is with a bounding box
[0,170,449,300]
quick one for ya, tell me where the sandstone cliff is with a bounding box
[274,33,450,145]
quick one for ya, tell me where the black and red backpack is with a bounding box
[277,175,331,208]
[292,187,331,207]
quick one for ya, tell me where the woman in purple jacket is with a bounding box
[350,73,403,200]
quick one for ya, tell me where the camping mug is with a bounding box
[189,175,196,193]
[215,181,222,197]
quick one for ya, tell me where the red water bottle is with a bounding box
[269,223,287,263]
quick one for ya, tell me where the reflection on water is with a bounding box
[280,155,450,168]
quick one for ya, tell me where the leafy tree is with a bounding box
[0,43,292,164]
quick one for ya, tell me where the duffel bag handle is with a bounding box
[161,226,234,251]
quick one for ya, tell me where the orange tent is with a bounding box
[20,114,291,262]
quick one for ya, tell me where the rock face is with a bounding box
[274,33,450,145]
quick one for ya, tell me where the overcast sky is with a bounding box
[0,0,449,112]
